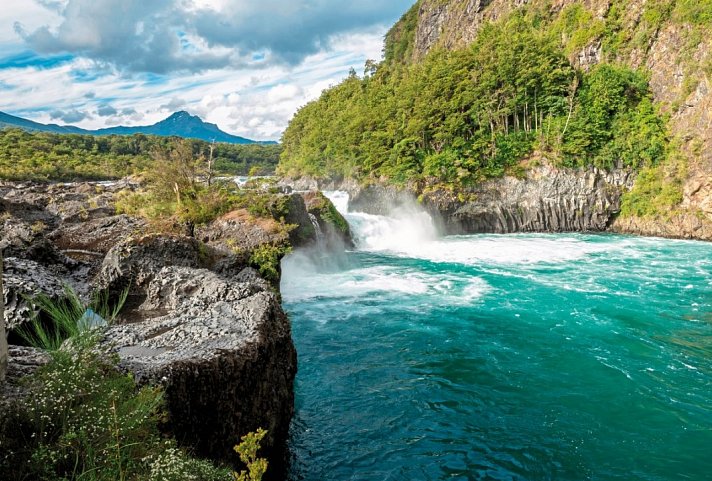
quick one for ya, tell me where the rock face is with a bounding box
[97,232,298,469]
[426,165,635,234]
[1,256,6,383]
[301,191,355,249]
[103,266,296,464]
[2,257,67,331]
[347,164,635,235]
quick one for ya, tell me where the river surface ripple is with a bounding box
[282,192,712,481]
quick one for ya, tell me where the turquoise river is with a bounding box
[281,192,712,481]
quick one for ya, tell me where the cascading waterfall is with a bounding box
[283,190,712,481]
[324,191,438,254]
[307,213,324,246]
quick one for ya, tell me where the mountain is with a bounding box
[0,110,264,144]
[0,111,88,135]
[94,111,257,144]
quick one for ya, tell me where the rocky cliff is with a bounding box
[0,180,341,470]
[392,0,712,240]
[341,163,632,234]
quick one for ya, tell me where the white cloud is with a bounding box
[0,1,60,46]
[11,0,412,73]
[0,1,399,140]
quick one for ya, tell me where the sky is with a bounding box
[0,0,414,141]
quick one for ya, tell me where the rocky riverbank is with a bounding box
[0,179,350,472]
[288,160,712,242]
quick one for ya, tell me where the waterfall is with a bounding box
[325,190,350,214]
[308,213,325,246]
[323,191,438,255]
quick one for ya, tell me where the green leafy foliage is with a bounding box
[115,142,294,236]
[620,147,687,218]
[558,65,667,169]
[232,428,268,481]
[249,244,291,283]
[115,140,236,233]
[0,334,232,481]
[278,9,668,188]
[0,128,281,181]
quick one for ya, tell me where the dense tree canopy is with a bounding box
[0,128,281,181]
[278,7,668,188]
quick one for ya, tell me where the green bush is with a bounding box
[620,153,686,218]
[249,244,291,283]
[232,428,269,481]
[1,328,272,481]
[0,128,281,182]
[1,333,233,481]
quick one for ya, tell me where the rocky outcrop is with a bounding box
[0,257,6,383]
[103,266,296,464]
[50,214,145,258]
[2,257,67,332]
[0,345,50,398]
[426,165,635,234]
[0,345,51,471]
[411,0,532,61]
[611,212,712,240]
[96,232,297,467]
[1,180,311,470]
[301,191,354,249]
[347,183,420,216]
[278,181,356,248]
[347,164,634,234]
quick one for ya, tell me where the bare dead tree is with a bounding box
[206,139,216,187]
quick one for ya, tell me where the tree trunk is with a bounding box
[561,76,580,142]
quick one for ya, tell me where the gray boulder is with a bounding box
[0,257,6,383]
[2,257,67,331]
[104,266,297,463]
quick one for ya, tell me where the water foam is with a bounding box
[281,251,490,305]
[323,190,624,266]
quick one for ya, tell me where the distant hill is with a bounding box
[0,110,269,144]
[0,111,87,135]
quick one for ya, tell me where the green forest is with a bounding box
[0,128,281,181]
[278,0,706,189]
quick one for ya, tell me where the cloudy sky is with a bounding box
[0,0,414,141]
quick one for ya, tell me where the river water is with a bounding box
[281,192,712,481]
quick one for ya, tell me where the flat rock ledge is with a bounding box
[103,265,297,465]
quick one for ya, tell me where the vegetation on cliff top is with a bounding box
[278,7,668,188]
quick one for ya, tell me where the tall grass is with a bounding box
[17,285,129,351]
[4,286,268,481]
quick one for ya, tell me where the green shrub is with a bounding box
[18,285,128,351]
[232,428,268,481]
[620,143,687,219]
[1,332,235,481]
[249,244,291,283]
[0,128,280,182]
